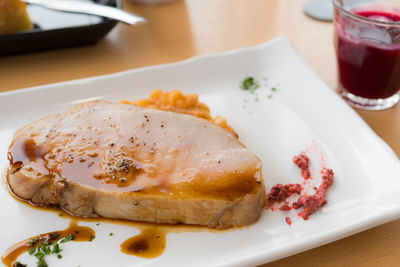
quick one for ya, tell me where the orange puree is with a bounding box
[121,90,237,137]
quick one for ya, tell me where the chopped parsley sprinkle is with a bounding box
[34,250,44,258]
[240,75,279,104]
[44,247,51,255]
[22,228,97,266]
[240,77,259,92]
[33,247,48,267]
[51,243,61,254]
[60,234,74,243]
[36,258,48,267]
[96,223,100,226]
[109,233,114,236]
[48,233,59,242]
[26,236,64,266]
[28,247,35,255]
[28,237,39,246]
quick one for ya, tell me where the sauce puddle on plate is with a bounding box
[1,220,95,267]
[121,227,166,258]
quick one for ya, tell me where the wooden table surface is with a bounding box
[1,0,400,266]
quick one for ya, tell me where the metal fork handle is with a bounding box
[23,0,147,25]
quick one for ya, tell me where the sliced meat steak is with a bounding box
[7,101,265,228]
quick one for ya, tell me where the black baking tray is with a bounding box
[0,0,121,56]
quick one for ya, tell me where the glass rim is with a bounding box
[332,0,400,26]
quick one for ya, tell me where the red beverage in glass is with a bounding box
[333,0,400,110]
[335,10,400,99]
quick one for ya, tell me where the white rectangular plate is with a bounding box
[1,37,400,267]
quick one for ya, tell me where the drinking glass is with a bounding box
[333,0,400,110]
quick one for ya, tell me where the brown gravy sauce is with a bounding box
[1,220,95,267]
[8,137,261,197]
[120,227,166,258]
[2,184,230,265]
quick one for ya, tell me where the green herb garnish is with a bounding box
[51,243,61,254]
[36,258,48,267]
[37,243,51,255]
[48,233,59,241]
[240,77,259,92]
[89,235,95,242]
[60,234,74,243]
[28,237,63,267]
[109,233,114,236]
[28,247,35,255]
[96,223,100,226]
[28,237,39,246]
[23,228,96,266]
[34,250,44,258]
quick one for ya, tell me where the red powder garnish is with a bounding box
[267,184,303,211]
[293,153,308,168]
[279,204,291,211]
[293,153,311,179]
[267,184,303,203]
[293,168,334,220]
[266,151,335,224]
